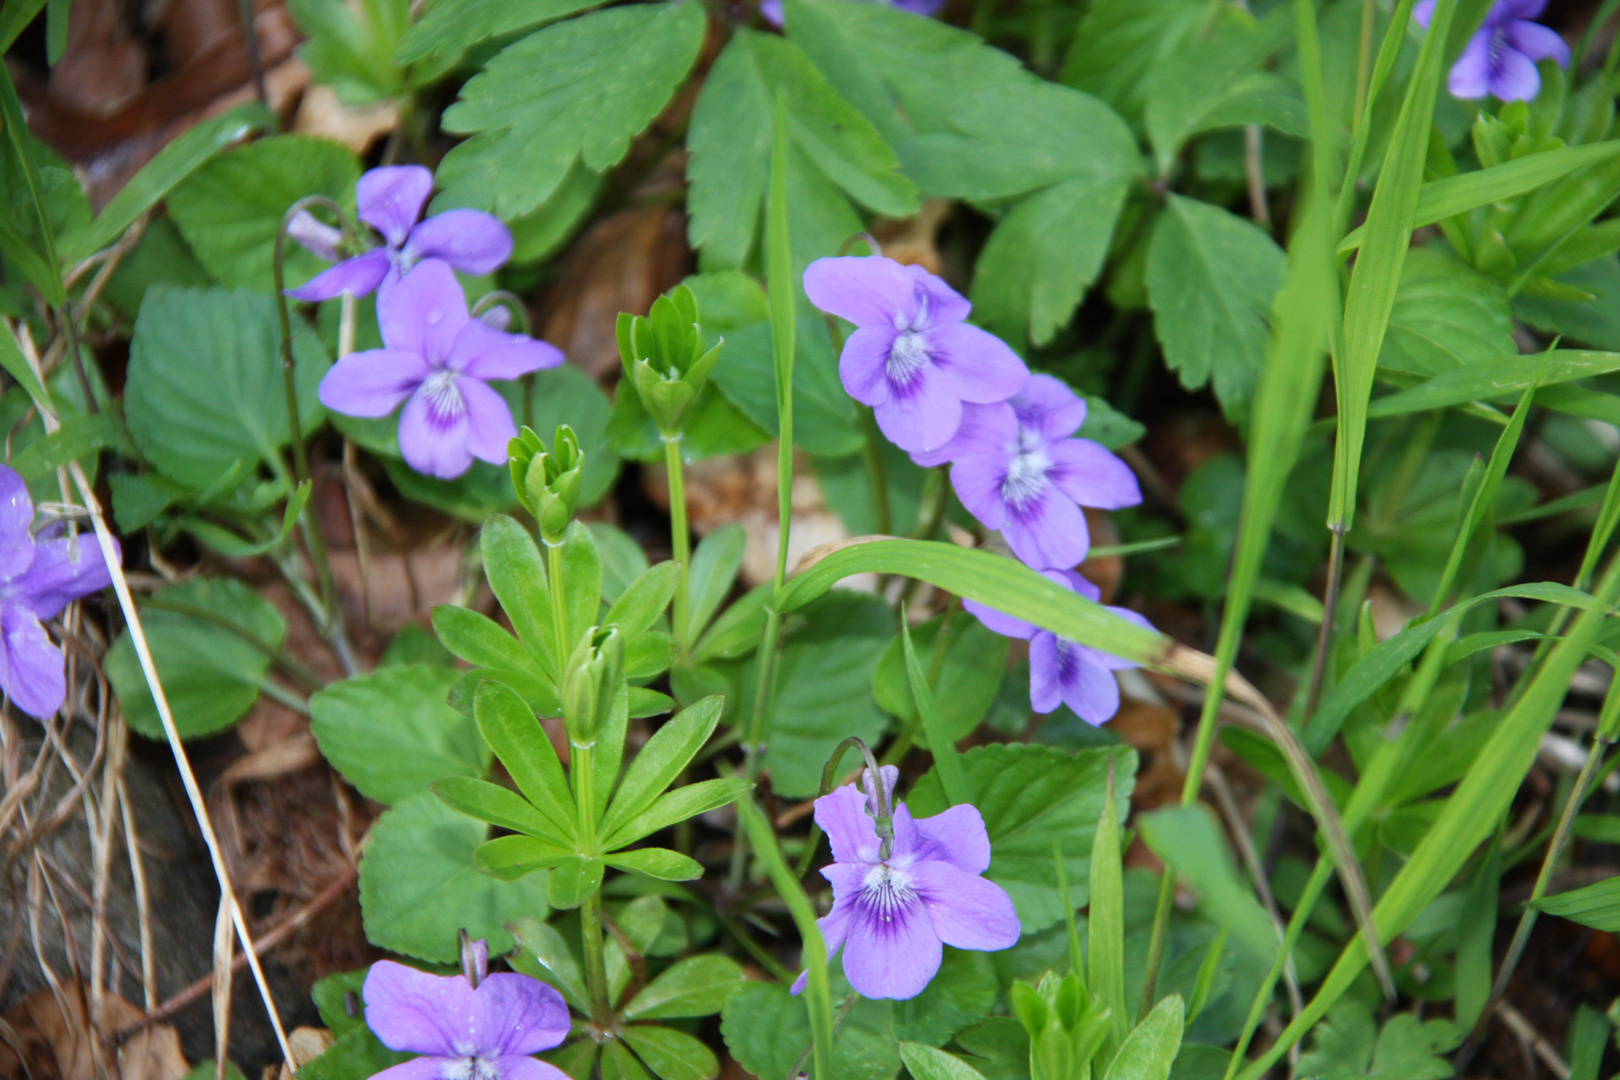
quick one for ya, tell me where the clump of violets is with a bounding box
[363,937,573,1080]
[1415,0,1568,101]
[792,765,1019,1000]
[287,164,513,302]
[318,259,563,480]
[0,465,116,720]
[966,570,1151,726]
[804,254,1028,456]
[920,374,1142,571]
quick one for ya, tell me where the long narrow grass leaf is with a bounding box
[899,618,970,806]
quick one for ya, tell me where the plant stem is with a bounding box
[786,993,858,1080]
[859,407,891,535]
[665,434,692,652]
[546,540,571,672]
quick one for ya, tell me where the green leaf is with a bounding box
[909,743,1137,933]
[438,3,705,217]
[168,134,359,292]
[1535,876,1620,930]
[593,523,651,605]
[1090,768,1128,1066]
[107,577,286,741]
[726,591,895,798]
[394,0,597,66]
[683,523,745,647]
[1145,194,1287,421]
[10,412,118,483]
[686,28,917,273]
[433,605,538,672]
[125,287,329,488]
[900,1042,990,1080]
[892,950,997,1048]
[620,1026,717,1080]
[605,847,703,881]
[62,104,271,264]
[475,834,573,879]
[1138,806,1277,963]
[432,776,570,844]
[872,614,1007,744]
[705,317,862,457]
[473,679,576,838]
[1101,995,1183,1080]
[601,1041,652,1080]
[1059,0,1206,129]
[774,540,1166,666]
[297,1027,411,1080]
[1369,349,1620,417]
[1377,248,1517,377]
[721,981,899,1080]
[358,792,549,961]
[546,855,605,909]
[510,917,590,1010]
[604,562,680,642]
[624,954,745,1020]
[311,970,369,1036]
[290,0,408,104]
[604,777,750,850]
[309,665,487,805]
[1516,256,1620,351]
[899,618,971,806]
[602,696,724,841]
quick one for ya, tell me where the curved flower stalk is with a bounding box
[286,165,513,302]
[792,765,1019,1000]
[0,465,117,719]
[363,938,573,1080]
[965,568,1151,725]
[920,374,1142,570]
[318,260,563,480]
[1416,0,1569,101]
[804,254,1027,455]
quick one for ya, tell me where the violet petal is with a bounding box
[404,210,515,276]
[359,166,435,249]
[285,250,391,303]
[841,891,941,1000]
[399,382,476,480]
[2,605,64,720]
[910,803,993,875]
[379,260,471,363]
[318,349,432,418]
[1046,438,1142,510]
[804,256,924,328]
[921,321,1029,405]
[0,467,34,581]
[363,960,468,1056]
[910,860,1020,950]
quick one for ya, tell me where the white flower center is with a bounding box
[861,863,916,923]
[439,1058,501,1080]
[1001,426,1051,508]
[422,370,465,424]
[886,331,929,388]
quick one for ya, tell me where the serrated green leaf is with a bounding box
[1145,194,1287,421]
[892,950,997,1048]
[910,743,1136,933]
[394,0,597,66]
[1377,248,1516,377]
[721,981,898,1080]
[125,286,329,488]
[107,577,286,741]
[168,134,358,291]
[438,3,705,217]
[310,665,487,805]
[359,792,549,961]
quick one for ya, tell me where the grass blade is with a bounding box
[899,617,970,806]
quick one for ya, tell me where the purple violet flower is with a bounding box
[287,165,513,302]
[965,569,1149,725]
[1415,0,1569,101]
[318,259,563,480]
[760,0,941,27]
[791,765,1020,1001]
[804,255,1028,456]
[0,465,116,720]
[363,943,573,1080]
[918,374,1140,571]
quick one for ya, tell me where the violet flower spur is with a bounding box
[919,374,1140,571]
[964,569,1150,725]
[286,164,513,302]
[1415,0,1569,101]
[804,255,1028,456]
[791,765,1020,1001]
[362,944,573,1080]
[318,260,563,480]
[0,465,116,720]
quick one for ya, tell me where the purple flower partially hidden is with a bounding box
[760,0,940,27]
[0,465,116,720]
[363,950,572,1080]
[966,569,1149,725]
[287,165,514,302]
[318,260,563,479]
[791,766,1019,1001]
[1415,0,1569,101]
[804,255,1028,455]
[921,374,1140,570]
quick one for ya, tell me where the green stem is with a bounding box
[859,407,892,535]
[546,540,571,673]
[579,857,613,1027]
[665,434,692,652]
